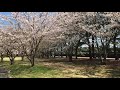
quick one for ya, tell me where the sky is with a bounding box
[0,12,11,16]
[0,12,12,26]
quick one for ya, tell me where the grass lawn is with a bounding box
[0,58,120,78]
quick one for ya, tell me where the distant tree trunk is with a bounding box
[61,46,63,58]
[86,32,92,60]
[68,48,73,62]
[66,51,68,58]
[29,55,35,67]
[103,46,107,61]
[66,55,67,58]
[75,39,80,59]
[1,53,3,62]
[56,48,58,57]
[25,50,36,67]
[75,47,78,59]
[48,50,50,58]
[113,34,117,60]
[47,53,49,58]
[101,38,107,64]
[95,37,103,62]
[52,50,55,58]
[45,50,49,59]
[92,35,95,58]
[66,54,67,58]
[54,53,56,58]
[6,50,15,65]
[21,52,24,61]
[10,58,14,65]
[10,60,14,65]
[1,57,3,62]
[21,56,24,61]
[50,51,52,58]
[68,55,72,62]
[88,45,92,60]
[31,58,35,67]
[41,52,44,58]
[106,43,110,58]
[68,45,73,62]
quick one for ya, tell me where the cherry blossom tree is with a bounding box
[81,12,120,63]
[11,12,58,66]
[0,12,57,66]
[51,12,86,61]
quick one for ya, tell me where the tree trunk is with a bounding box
[103,41,107,62]
[1,57,3,62]
[54,53,55,58]
[66,54,67,58]
[100,38,107,64]
[75,47,78,59]
[61,46,63,58]
[21,56,24,61]
[31,60,34,67]
[75,39,80,59]
[68,45,73,62]
[113,35,117,60]
[47,53,49,59]
[103,47,107,61]
[92,35,95,58]
[86,32,92,60]
[89,45,92,60]
[50,51,52,58]
[66,51,68,58]
[68,55,72,62]
[31,56,35,67]
[95,37,103,63]
[8,52,15,65]
[41,52,44,58]
[10,58,14,65]
[1,54,3,62]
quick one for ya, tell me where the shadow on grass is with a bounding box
[37,58,120,78]
[10,65,30,75]
[105,65,120,78]
[10,64,54,76]
[69,59,100,66]
[39,58,100,66]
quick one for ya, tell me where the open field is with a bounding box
[0,57,120,78]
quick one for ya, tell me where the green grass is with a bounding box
[0,58,120,78]
[0,61,63,78]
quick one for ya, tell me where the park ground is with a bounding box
[0,57,120,78]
